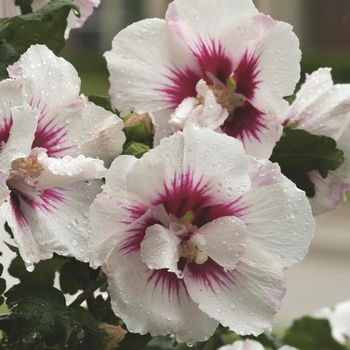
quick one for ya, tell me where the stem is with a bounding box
[69,273,107,307]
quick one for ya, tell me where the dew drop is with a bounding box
[166,315,173,321]
[229,302,236,309]
[71,239,78,247]
[186,339,194,347]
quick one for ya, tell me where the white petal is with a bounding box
[307,170,350,216]
[67,0,100,30]
[246,15,301,117]
[128,125,251,206]
[166,0,258,46]
[141,224,182,277]
[0,3,21,17]
[104,250,218,342]
[105,19,200,114]
[1,181,101,267]
[289,84,350,140]
[184,260,286,336]
[36,152,106,190]
[103,155,138,196]
[46,95,125,165]
[0,172,10,206]
[8,45,80,118]
[218,339,264,350]
[0,104,39,172]
[192,216,247,270]
[239,158,315,268]
[171,80,228,130]
[284,68,333,125]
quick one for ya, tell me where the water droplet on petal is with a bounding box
[186,339,194,347]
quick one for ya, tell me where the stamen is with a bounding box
[11,157,45,178]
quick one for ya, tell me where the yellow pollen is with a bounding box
[11,157,45,178]
[180,241,208,265]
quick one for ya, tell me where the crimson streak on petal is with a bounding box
[0,116,12,144]
[222,103,267,143]
[159,66,201,107]
[234,51,261,100]
[186,258,239,293]
[194,38,233,84]
[33,117,72,157]
[157,170,214,221]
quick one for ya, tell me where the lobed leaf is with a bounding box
[283,316,346,350]
[0,284,99,349]
[270,128,344,197]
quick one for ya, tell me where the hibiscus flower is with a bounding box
[89,125,314,342]
[283,68,350,215]
[0,44,125,269]
[105,0,300,159]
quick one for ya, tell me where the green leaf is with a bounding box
[0,0,78,80]
[15,0,34,14]
[270,128,345,197]
[87,95,118,114]
[283,316,346,350]
[0,40,18,80]
[8,254,68,286]
[123,141,150,158]
[0,284,99,349]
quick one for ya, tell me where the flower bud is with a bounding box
[99,324,127,350]
[123,112,153,143]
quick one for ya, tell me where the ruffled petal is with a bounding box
[166,0,258,46]
[0,172,10,206]
[104,251,218,342]
[2,181,102,269]
[141,224,182,277]
[67,0,100,30]
[191,216,247,270]
[218,339,264,350]
[0,3,21,17]
[285,68,350,140]
[36,151,106,190]
[284,68,333,125]
[169,80,229,131]
[105,19,200,114]
[128,125,251,207]
[0,104,39,172]
[184,259,286,336]
[237,158,314,268]
[38,94,125,164]
[8,45,80,119]
[307,170,350,215]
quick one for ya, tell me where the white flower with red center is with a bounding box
[314,300,350,345]
[218,339,298,350]
[89,125,314,342]
[283,68,350,215]
[0,0,100,37]
[105,0,300,159]
[0,44,125,269]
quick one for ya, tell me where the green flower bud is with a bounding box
[123,112,153,143]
